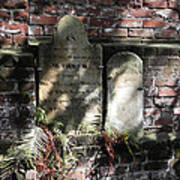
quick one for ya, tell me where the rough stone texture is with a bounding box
[143,48,180,127]
[0,53,35,143]
[106,52,143,133]
[39,15,102,133]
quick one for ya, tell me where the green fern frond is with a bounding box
[0,126,48,180]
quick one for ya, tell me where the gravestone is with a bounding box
[39,15,102,133]
[106,52,143,134]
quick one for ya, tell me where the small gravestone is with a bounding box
[106,52,143,134]
[39,15,102,133]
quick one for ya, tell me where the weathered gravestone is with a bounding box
[106,52,143,134]
[39,15,102,133]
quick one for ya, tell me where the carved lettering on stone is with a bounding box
[39,15,102,133]
[106,52,143,133]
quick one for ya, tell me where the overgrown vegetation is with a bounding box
[0,107,78,180]
[0,107,143,179]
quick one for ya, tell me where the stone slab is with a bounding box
[39,15,102,133]
[106,52,143,134]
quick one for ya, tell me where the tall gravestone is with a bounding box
[39,16,102,133]
[106,52,143,134]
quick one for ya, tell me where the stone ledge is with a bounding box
[28,37,180,49]
[66,131,180,147]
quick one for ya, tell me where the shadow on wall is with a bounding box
[0,54,35,138]
[39,15,102,133]
[38,15,144,135]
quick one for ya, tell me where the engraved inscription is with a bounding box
[39,15,102,133]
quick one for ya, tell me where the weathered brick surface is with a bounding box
[103,28,128,37]
[129,28,153,37]
[143,49,180,127]
[0,1,179,179]
[0,0,179,45]
[143,20,166,28]
[0,54,35,143]
[144,0,167,8]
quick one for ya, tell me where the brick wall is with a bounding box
[0,0,180,46]
[0,0,180,179]
[143,49,180,129]
[0,52,35,143]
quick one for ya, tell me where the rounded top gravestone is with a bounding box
[106,52,143,134]
[55,15,89,47]
[39,15,102,134]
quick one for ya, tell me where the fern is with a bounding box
[0,126,48,180]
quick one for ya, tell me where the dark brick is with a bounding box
[0,82,14,92]
[18,81,35,92]
[144,161,167,171]
[18,57,34,67]
[13,68,34,80]
[0,68,13,80]
[154,97,176,107]
[147,142,172,160]
[6,93,31,104]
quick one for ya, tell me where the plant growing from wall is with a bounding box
[102,127,142,166]
[0,126,48,180]
[0,107,78,180]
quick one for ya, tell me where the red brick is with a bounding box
[144,0,167,8]
[117,0,131,6]
[44,26,54,35]
[115,8,128,17]
[143,20,166,28]
[87,28,98,36]
[154,9,179,19]
[77,16,88,24]
[103,28,127,37]
[65,169,83,180]
[30,15,57,25]
[163,67,174,77]
[119,18,142,27]
[155,78,177,86]
[144,97,154,107]
[159,87,177,96]
[0,1,28,9]
[43,5,59,14]
[13,35,27,45]
[0,35,12,45]
[29,26,43,36]
[154,97,176,107]
[15,1,28,9]
[144,108,161,126]
[101,8,115,17]
[169,58,180,66]
[129,9,153,17]
[89,0,114,4]
[0,10,10,19]
[129,28,153,37]
[155,29,178,39]
[87,7,100,16]
[168,0,180,8]
[169,22,180,29]
[155,117,172,126]
[144,87,159,96]
[14,11,28,22]
[144,78,154,86]
[2,22,28,34]
[148,57,169,66]
[90,18,114,27]
[174,108,180,115]
[129,0,143,7]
